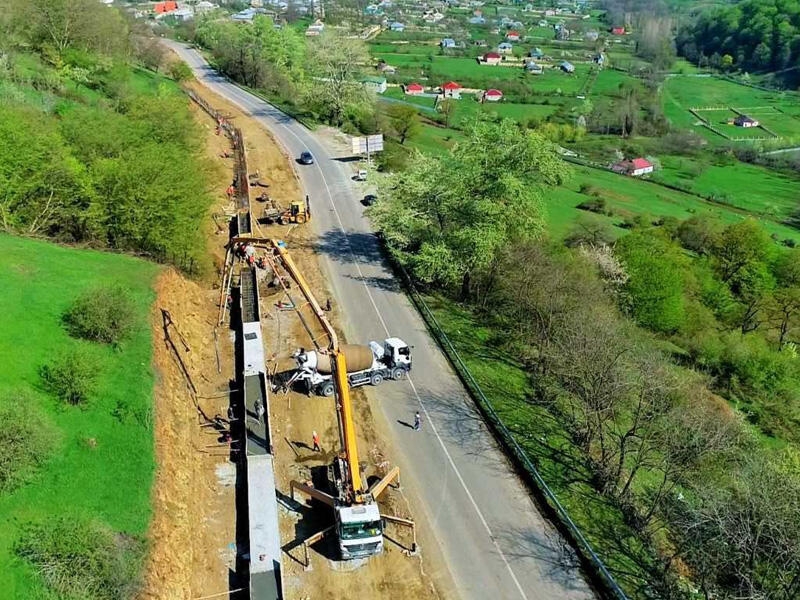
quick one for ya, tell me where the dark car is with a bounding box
[362,194,378,206]
[299,151,314,165]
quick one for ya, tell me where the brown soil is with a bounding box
[165,81,441,598]
[142,269,237,600]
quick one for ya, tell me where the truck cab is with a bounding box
[383,337,412,370]
[335,503,384,559]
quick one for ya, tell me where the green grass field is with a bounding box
[545,164,800,242]
[0,235,158,598]
[663,76,800,142]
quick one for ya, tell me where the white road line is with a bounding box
[193,63,529,600]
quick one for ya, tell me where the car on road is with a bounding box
[299,151,314,165]
[362,194,377,206]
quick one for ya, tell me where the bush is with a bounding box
[169,61,193,82]
[63,285,136,344]
[576,196,607,214]
[40,347,99,406]
[0,398,58,494]
[15,516,145,600]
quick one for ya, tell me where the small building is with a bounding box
[474,39,488,47]
[440,81,462,99]
[405,82,425,95]
[497,42,514,55]
[231,7,257,21]
[538,19,548,27]
[560,61,575,73]
[171,7,194,20]
[555,27,570,40]
[506,30,520,42]
[611,26,625,35]
[526,61,543,74]
[734,114,759,128]
[306,20,325,36]
[529,47,543,58]
[483,88,503,102]
[362,76,388,94]
[378,62,397,74]
[195,1,218,13]
[441,38,457,49]
[154,1,177,13]
[544,8,555,16]
[389,21,405,31]
[612,158,654,177]
[482,51,502,65]
[469,16,486,24]
[585,30,599,41]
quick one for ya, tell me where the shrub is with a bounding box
[0,398,58,494]
[576,196,607,214]
[40,347,99,406]
[15,516,146,600]
[169,61,193,82]
[63,285,136,344]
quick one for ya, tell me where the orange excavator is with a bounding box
[264,240,415,560]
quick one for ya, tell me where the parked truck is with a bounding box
[292,338,411,396]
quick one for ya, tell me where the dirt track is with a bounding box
[144,79,439,599]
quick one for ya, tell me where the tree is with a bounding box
[676,215,723,255]
[304,29,373,126]
[371,119,569,298]
[387,104,420,145]
[169,60,193,82]
[616,233,687,333]
[438,98,456,127]
[712,219,772,287]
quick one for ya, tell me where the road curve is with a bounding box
[169,41,594,600]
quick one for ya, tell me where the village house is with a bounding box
[377,62,397,74]
[585,30,599,41]
[560,61,575,73]
[474,39,488,47]
[469,16,486,24]
[734,114,759,127]
[482,51,502,65]
[498,42,514,55]
[362,76,387,94]
[154,1,178,14]
[482,88,503,102]
[404,82,425,95]
[441,38,457,49]
[506,30,521,42]
[526,61,543,74]
[440,81,462,99]
[389,21,405,31]
[612,157,654,177]
[529,47,544,58]
[611,26,625,35]
[555,27,570,40]
[195,1,218,13]
[538,19,548,27]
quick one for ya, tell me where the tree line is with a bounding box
[0,0,214,273]
[371,117,800,599]
[677,0,800,81]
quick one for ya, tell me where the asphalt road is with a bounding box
[169,41,594,600]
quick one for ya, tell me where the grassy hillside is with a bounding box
[0,235,158,598]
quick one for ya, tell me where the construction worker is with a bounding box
[312,430,321,452]
[325,298,332,312]
[413,411,421,431]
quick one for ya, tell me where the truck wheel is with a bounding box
[391,367,406,380]
[321,382,335,397]
[370,373,384,386]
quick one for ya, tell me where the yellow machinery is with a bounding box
[263,240,414,560]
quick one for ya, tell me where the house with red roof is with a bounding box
[506,30,521,42]
[612,157,653,177]
[483,89,503,102]
[611,26,625,35]
[440,81,462,98]
[154,1,178,13]
[482,52,502,65]
[404,83,425,95]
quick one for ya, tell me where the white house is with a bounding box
[497,42,513,55]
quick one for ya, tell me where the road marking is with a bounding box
[187,52,530,600]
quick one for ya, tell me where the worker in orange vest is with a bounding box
[312,430,321,452]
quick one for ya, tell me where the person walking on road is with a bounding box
[413,411,421,431]
[312,430,321,452]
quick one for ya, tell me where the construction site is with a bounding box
[144,79,443,600]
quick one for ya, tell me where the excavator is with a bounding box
[262,240,415,560]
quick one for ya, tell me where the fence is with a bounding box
[393,263,629,600]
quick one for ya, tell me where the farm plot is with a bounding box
[663,76,800,143]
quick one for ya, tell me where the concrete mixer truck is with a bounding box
[292,338,412,396]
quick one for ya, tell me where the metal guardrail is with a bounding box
[394,264,629,600]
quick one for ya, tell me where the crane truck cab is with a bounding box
[336,503,384,559]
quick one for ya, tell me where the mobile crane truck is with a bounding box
[260,240,416,561]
